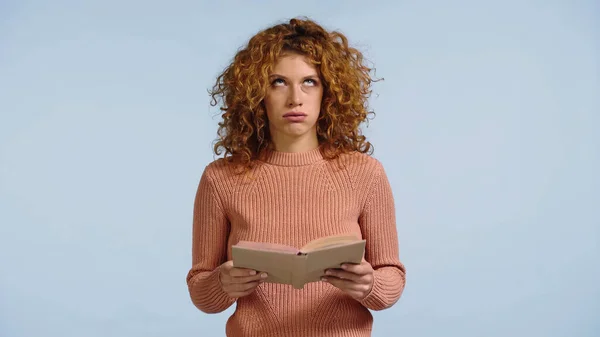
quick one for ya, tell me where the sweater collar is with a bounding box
[261,146,324,167]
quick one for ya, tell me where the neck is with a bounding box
[262,145,324,166]
[270,130,319,153]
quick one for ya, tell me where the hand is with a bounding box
[322,259,374,301]
[219,260,268,298]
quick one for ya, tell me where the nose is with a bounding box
[287,85,303,107]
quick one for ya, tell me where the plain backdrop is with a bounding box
[1,1,598,336]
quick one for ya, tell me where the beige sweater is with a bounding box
[186,147,406,337]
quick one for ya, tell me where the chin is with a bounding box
[270,122,317,138]
[284,125,314,136]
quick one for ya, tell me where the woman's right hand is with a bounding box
[219,260,268,298]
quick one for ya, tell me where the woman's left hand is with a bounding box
[322,260,374,301]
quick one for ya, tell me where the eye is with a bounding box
[304,78,318,86]
[271,78,285,86]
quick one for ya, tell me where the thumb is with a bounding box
[220,260,234,272]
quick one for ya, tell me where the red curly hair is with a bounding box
[209,17,380,173]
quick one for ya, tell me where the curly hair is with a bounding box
[209,17,380,173]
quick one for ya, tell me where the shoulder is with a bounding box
[200,157,243,181]
[201,157,263,191]
[326,151,386,191]
[333,151,385,175]
[203,157,231,177]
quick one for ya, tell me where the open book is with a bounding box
[231,234,366,289]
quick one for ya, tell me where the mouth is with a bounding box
[283,112,307,117]
[283,112,307,123]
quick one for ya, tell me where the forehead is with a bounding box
[270,52,319,76]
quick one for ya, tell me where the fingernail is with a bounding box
[325,270,332,275]
[321,277,328,282]
[249,270,256,275]
[341,264,348,269]
[261,273,268,278]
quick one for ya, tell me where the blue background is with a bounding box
[1,1,598,336]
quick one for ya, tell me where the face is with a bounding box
[263,52,323,148]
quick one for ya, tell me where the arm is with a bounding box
[357,160,406,311]
[185,165,236,313]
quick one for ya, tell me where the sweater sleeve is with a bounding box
[185,165,236,313]
[357,160,406,311]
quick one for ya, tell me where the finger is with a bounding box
[340,262,373,275]
[323,276,371,294]
[226,281,261,297]
[345,289,368,300]
[322,276,358,290]
[324,269,362,282]
[224,272,268,284]
[229,267,261,277]
[226,280,261,293]
[232,272,268,284]
[220,261,254,276]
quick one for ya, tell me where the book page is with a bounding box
[302,240,366,283]
[234,240,299,254]
[300,234,361,253]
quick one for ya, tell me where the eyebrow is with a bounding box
[269,73,319,80]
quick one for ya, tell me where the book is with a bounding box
[231,234,366,289]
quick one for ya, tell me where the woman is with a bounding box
[186,17,406,337]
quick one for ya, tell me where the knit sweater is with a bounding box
[186,147,406,337]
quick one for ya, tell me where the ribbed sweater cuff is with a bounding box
[189,265,235,313]
[359,268,402,311]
